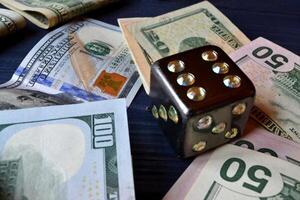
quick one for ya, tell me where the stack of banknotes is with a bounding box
[0,0,299,200]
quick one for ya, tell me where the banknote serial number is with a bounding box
[93,114,114,149]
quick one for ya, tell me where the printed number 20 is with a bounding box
[220,158,272,193]
[252,46,288,69]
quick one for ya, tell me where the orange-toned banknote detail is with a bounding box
[94,70,127,97]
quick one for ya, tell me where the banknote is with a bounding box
[164,118,300,200]
[0,99,135,200]
[0,19,141,106]
[0,8,26,37]
[164,144,300,200]
[119,1,250,93]
[0,0,117,29]
[234,119,300,166]
[230,37,300,143]
[0,88,81,110]
[118,18,151,93]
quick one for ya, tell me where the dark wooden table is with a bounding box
[0,1,299,199]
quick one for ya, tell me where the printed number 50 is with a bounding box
[220,158,272,193]
[252,46,288,69]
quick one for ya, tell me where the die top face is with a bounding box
[151,45,256,115]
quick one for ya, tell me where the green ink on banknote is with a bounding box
[85,41,112,56]
[273,64,300,99]
[141,8,244,57]
[178,37,209,52]
[260,174,300,200]
[0,14,17,33]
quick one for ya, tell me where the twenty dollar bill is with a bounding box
[0,99,135,200]
[0,0,117,29]
[230,37,300,143]
[119,1,250,93]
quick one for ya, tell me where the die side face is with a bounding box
[149,45,256,158]
[184,97,254,157]
[149,74,187,155]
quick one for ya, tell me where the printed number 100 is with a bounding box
[220,158,272,193]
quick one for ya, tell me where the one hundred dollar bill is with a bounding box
[0,19,141,106]
[0,0,118,29]
[0,88,81,110]
[0,8,26,37]
[164,142,300,200]
[230,37,300,143]
[119,1,250,93]
[0,99,135,200]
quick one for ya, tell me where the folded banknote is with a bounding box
[0,8,26,37]
[0,0,118,29]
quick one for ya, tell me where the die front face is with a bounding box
[184,97,254,157]
[150,45,255,158]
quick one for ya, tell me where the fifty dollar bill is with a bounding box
[230,37,300,143]
[0,99,135,200]
[164,138,300,200]
[0,0,118,29]
[187,145,300,200]
[119,1,250,93]
[0,19,141,106]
